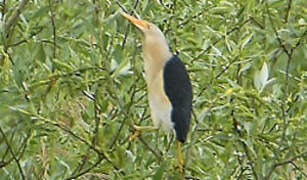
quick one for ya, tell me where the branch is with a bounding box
[266,4,291,58]
[285,0,292,23]
[109,76,143,150]
[196,56,239,99]
[0,127,25,180]
[48,0,56,66]
[65,156,104,180]
[265,151,307,179]
[185,176,201,180]
[230,98,258,180]
[7,25,45,48]
[120,0,139,49]
[138,135,163,160]
[0,0,6,21]
[4,0,29,38]
[177,11,203,28]
[10,107,125,175]
[290,30,307,55]
[290,162,307,178]
[192,18,250,63]
[115,1,128,13]
[52,122,122,172]
[92,92,100,146]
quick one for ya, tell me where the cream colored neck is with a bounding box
[142,42,172,84]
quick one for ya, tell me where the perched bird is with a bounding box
[121,12,192,172]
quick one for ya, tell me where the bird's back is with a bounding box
[163,55,192,143]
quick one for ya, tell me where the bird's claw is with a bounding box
[175,162,184,173]
[174,164,185,179]
[129,125,141,141]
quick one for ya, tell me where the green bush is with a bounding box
[1,0,306,179]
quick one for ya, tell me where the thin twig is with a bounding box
[0,127,25,180]
[4,0,29,37]
[177,11,203,28]
[265,151,307,179]
[71,155,88,176]
[192,18,250,63]
[197,56,238,98]
[290,30,307,55]
[109,75,143,150]
[52,123,123,173]
[266,5,291,58]
[249,16,264,29]
[230,98,258,180]
[120,0,139,49]
[92,91,100,146]
[0,0,6,21]
[290,162,307,178]
[285,0,292,23]
[266,4,294,147]
[2,128,16,161]
[138,135,163,160]
[8,26,44,48]
[115,1,128,13]
[185,176,201,180]
[10,108,125,175]
[1,0,29,65]
[17,130,31,161]
[48,0,56,60]
[65,156,104,180]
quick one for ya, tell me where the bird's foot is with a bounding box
[129,130,140,141]
[129,125,141,141]
[175,157,184,175]
[174,164,185,180]
[129,125,158,141]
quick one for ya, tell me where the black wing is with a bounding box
[163,55,192,143]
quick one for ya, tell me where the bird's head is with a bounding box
[121,12,170,56]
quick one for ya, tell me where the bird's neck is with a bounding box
[142,42,172,83]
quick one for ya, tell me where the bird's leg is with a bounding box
[176,140,184,175]
[129,125,158,141]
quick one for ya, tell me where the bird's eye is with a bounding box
[147,24,151,29]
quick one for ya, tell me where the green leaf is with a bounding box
[254,62,268,92]
[153,161,167,180]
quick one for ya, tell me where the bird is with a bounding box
[121,12,192,173]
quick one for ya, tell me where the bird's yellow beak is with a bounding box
[121,12,149,30]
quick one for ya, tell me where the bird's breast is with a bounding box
[146,68,173,131]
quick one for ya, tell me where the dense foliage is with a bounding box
[0,0,306,179]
